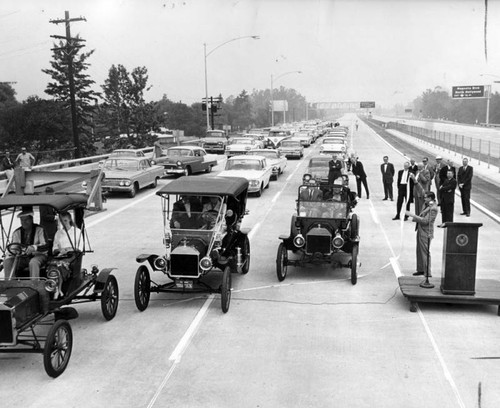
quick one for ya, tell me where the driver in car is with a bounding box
[3,210,48,279]
[171,195,203,229]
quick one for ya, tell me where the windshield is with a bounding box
[111,150,143,157]
[230,138,252,145]
[323,138,344,144]
[103,159,138,171]
[248,151,275,159]
[269,131,288,137]
[167,148,192,157]
[309,158,330,167]
[168,196,224,231]
[281,141,300,147]
[298,201,347,219]
[206,132,225,138]
[225,158,262,171]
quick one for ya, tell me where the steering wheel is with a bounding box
[7,242,29,256]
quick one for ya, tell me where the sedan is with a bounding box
[247,149,287,180]
[101,157,165,198]
[278,139,304,159]
[218,155,272,196]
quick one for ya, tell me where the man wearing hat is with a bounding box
[3,209,48,278]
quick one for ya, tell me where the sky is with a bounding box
[1,0,500,109]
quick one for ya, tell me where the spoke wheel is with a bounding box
[101,275,119,320]
[43,320,73,378]
[276,242,288,282]
[221,266,232,313]
[240,235,250,274]
[350,214,359,240]
[351,244,359,285]
[134,266,151,311]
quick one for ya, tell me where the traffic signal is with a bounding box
[211,105,218,113]
[202,103,207,111]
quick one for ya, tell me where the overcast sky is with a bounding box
[1,0,500,108]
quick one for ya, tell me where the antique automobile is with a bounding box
[0,194,119,377]
[276,176,360,285]
[319,137,347,156]
[247,149,287,180]
[218,155,272,197]
[134,176,251,313]
[202,129,229,154]
[225,137,261,157]
[156,146,218,176]
[100,157,165,198]
[278,139,304,159]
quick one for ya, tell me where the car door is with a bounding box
[193,149,205,173]
[262,158,272,186]
[138,159,151,188]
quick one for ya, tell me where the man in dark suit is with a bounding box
[171,195,203,229]
[393,162,413,220]
[380,155,395,200]
[457,157,473,217]
[299,183,323,201]
[409,158,418,175]
[409,162,430,216]
[350,156,369,199]
[328,153,343,185]
[438,170,457,226]
[422,157,435,191]
[433,156,444,203]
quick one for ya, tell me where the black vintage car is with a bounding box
[276,176,360,284]
[0,194,119,377]
[134,176,251,313]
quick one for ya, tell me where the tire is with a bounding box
[255,184,263,197]
[101,275,119,321]
[184,166,192,176]
[276,242,288,281]
[221,266,232,313]
[134,266,151,311]
[241,235,250,274]
[43,320,73,378]
[128,183,138,198]
[150,177,158,188]
[265,179,270,188]
[350,214,359,240]
[205,165,212,173]
[351,244,359,285]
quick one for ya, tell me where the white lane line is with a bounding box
[248,222,261,241]
[272,191,281,203]
[146,363,178,408]
[369,196,465,407]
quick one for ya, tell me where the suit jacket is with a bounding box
[409,164,418,175]
[457,165,473,189]
[171,199,203,229]
[380,162,395,183]
[412,201,438,239]
[300,187,323,201]
[351,161,367,180]
[413,169,430,197]
[397,169,414,201]
[439,165,456,186]
[439,178,457,203]
[424,164,435,181]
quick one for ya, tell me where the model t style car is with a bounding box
[134,176,251,313]
[0,194,119,377]
[276,175,360,284]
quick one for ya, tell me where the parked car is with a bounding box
[0,193,119,377]
[134,176,251,313]
[101,157,165,198]
[202,130,229,154]
[225,137,260,157]
[276,177,360,284]
[247,149,287,180]
[278,139,304,159]
[156,146,217,176]
[218,155,272,197]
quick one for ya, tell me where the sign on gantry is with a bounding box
[452,85,489,99]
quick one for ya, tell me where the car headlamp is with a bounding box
[332,233,344,249]
[320,146,324,151]
[293,234,305,248]
[303,174,312,183]
[154,257,167,270]
[249,180,259,186]
[176,160,182,167]
[245,146,251,150]
[45,268,60,293]
[199,256,212,271]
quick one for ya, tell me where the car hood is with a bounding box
[218,169,266,179]
[103,169,142,179]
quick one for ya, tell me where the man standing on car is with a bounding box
[350,156,369,199]
[457,157,473,217]
[380,155,395,201]
[328,153,343,185]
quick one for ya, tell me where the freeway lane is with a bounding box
[2,118,500,408]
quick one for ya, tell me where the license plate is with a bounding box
[175,280,193,289]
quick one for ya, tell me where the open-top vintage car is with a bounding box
[134,176,251,313]
[0,194,119,377]
[276,176,360,284]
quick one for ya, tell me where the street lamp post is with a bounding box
[204,35,259,131]
[270,70,302,127]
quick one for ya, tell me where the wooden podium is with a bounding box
[441,222,482,295]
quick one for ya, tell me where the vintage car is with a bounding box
[225,137,261,157]
[156,146,218,176]
[0,194,119,377]
[101,157,165,198]
[202,130,229,154]
[276,177,360,284]
[134,177,251,313]
[320,137,347,156]
[109,148,146,158]
[218,155,272,197]
[292,132,313,147]
[278,139,304,159]
[247,149,287,180]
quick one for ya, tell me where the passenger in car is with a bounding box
[53,212,83,256]
[201,196,225,229]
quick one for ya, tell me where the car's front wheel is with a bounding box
[276,242,288,281]
[134,266,151,311]
[255,184,263,197]
[128,183,138,198]
[43,320,73,378]
[240,235,250,274]
[221,266,232,313]
[101,275,119,320]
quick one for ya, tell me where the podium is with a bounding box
[441,222,482,295]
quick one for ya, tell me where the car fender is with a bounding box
[239,227,252,235]
[93,268,117,293]
[136,254,159,271]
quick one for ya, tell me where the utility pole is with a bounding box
[49,11,86,158]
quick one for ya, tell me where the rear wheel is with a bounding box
[43,320,73,378]
[221,266,232,313]
[205,165,212,173]
[134,266,151,311]
[351,244,359,285]
[276,242,288,281]
[101,275,119,320]
[241,235,250,274]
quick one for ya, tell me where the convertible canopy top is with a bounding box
[0,193,88,212]
[157,176,248,197]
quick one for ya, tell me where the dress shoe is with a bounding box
[367,196,370,199]
[437,223,444,228]
[460,212,466,215]
[404,216,408,221]
[392,216,400,220]
[383,198,388,201]
[413,272,424,276]
[466,214,470,217]
[390,198,394,201]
